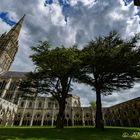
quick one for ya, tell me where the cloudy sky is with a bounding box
[0,0,140,107]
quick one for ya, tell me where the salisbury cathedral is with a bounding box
[0,16,140,127]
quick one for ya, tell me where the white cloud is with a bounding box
[50,4,66,26]
[0,0,140,106]
[0,19,11,34]
[70,0,96,7]
[102,82,140,107]
[10,27,35,72]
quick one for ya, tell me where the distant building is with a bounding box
[0,16,139,127]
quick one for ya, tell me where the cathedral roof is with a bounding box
[107,96,140,108]
[0,71,28,78]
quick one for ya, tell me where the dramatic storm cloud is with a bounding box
[0,0,140,106]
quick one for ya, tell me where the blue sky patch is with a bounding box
[135,7,140,17]
[44,0,71,23]
[122,0,140,17]
[0,12,16,26]
[123,0,133,6]
[44,0,53,5]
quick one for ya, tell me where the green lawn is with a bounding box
[0,126,140,140]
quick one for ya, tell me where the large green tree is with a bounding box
[79,31,140,129]
[20,41,81,129]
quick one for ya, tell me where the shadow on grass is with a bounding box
[0,126,140,140]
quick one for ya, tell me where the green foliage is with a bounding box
[20,42,82,99]
[20,42,82,129]
[78,31,140,129]
[90,101,96,108]
[20,31,140,129]
[80,31,140,95]
[19,72,44,99]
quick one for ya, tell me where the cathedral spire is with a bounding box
[0,15,25,74]
[6,15,25,42]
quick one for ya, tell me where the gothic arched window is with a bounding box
[38,102,42,108]
[29,102,32,108]
[20,101,24,107]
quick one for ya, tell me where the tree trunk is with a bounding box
[56,100,65,129]
[95,87,104,130]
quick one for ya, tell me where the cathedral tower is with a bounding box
[0,15,25,74]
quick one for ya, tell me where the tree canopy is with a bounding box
[90,101,96,108]
[20,41,82,129]
[78,31,140,129]
[20,32,140,130]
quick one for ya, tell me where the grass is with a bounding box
[0,126,140,140]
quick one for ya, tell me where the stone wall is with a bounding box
[103,97,140,127]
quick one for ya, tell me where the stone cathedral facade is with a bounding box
[0,16,140,127]
[0,71,95,127]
